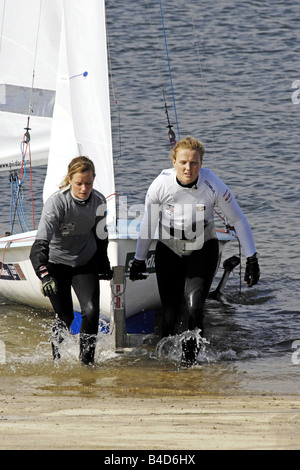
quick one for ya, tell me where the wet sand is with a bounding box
[1,392,300,450]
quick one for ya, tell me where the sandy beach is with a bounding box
[1,392,299,450]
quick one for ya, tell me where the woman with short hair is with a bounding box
[130,136,260,365]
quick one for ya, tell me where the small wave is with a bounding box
[225,288,275,306]
[216,348,260,361]
[154,328,261,366]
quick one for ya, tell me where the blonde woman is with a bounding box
[130,136,260,365]
[30,156,112,365]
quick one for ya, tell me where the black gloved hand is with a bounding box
[244,253,260,287]
[129,258,147,281]
[98,268,113,281]
[38,266,57,297]
[97,255,113,280]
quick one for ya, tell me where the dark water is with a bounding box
[1,0,300,397]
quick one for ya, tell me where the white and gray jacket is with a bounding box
[135,167,256,258]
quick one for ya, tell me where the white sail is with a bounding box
[42,13,79,203]
[0,0,62,170]
[43,0,115,224]
[0,0,115,224]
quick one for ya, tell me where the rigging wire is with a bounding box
[28,0,43,115]
[106,27,122,168]
[158,0,180,143]
[146,0,176,148]
[23,1,44,230]
[0,0,6,55]
[9,118,36,234]
[187,0,218,174]
[21,124,36,229]
[10,0,43,234]
[185,1,235,230]
[156,0,241,285]
[187,1,242,286]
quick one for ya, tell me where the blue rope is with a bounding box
[16,184,29,231]
[10,177,23,233]
[9,170,29,233]
[159,0,180,140]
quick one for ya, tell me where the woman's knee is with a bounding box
[81,299,99,334]
[185,287,205,331]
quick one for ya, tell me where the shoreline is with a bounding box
[1,391,300,450]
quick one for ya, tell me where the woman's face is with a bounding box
[69,170,95,200]
[172,148,202,185]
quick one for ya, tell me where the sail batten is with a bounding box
[0,84,55,117]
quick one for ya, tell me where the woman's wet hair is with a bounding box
[170,136,205,163]
[59,156,96,189]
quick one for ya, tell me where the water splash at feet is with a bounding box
[155,328,210,367]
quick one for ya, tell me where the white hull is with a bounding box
[0,224,235,320]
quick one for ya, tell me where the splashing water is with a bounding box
[155,328,210,366]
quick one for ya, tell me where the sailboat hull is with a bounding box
[0,226,235,319]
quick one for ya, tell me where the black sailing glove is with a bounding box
[244,253,260,287]
[98,257,113,281]
[129,259,147,281]
[38,265,58,297]
[98,268,113,281]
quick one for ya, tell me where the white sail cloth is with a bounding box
[0,0,115,225]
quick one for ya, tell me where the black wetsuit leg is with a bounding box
[47,263,74,360]
[47,257,100,364]
[155,239,219,338]
[184,238,219,334]
[155,238,219,365]
[181,239,219,365]
[155,241,185,338]
[72,264,100,365]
